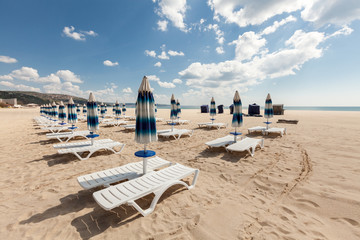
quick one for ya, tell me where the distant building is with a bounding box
[0,98,17,106]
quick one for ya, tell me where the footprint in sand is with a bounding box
[296,198,320,208]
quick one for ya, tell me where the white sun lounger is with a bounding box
[57,140,125,161]
[248,126,266,134]
[264,127,286,136]
[198,122,212,128]
[166,119,190,125]
[103,120,128,127]
[205,135,242,148]
[123,115,136,120]
[226,137,264,157]
[93,163,199,216]
[41,126,71,133]
[53,138,114,149]
[158,129,193,140]
[123,124,136,130]
[204,122,227,130]
[47,130,90,142]
[156,118,164,122]
[77,156,172,190]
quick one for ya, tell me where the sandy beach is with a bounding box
[0,108,359,240]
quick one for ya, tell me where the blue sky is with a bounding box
[0,0,359,106]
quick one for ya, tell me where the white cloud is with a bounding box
[0,75,13,80]
[147,75,160,81]
[326,25,354,39]
[208,0,304,27]
[172,78,182,84]
[216,46,224,54]
[103,60,119,67]
[168,50,184,56]
[156,0,188,31]
[10,67,39,81]
[145,50,157,58]
[62,26,97,41]
[122,87,133,93]
[56,70,83,83]
[301,0,360,27]
[37,73,61,83]
[261,15,297,35]
[0,81,40,92]
[43,81,83,96]
[0,55,17,64]
[157,20,168,31]
[158,51,170,60]
[200,18,205,24]
[158,81,176,88]
[154,62,162,67]
[206,24,224,45]
[230,31,267,61]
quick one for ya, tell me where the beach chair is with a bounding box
[53,139,114,149]
[226,137,264,157]
[205,122,227,130]
[123,115,136,120]
[103,120,128,127]
[248,126,266,134]
[77,156,172,189]
[93,163,199,216]
[156,118,164,122]
[41,125,70,133]
[263,127,286,137]
[198,122,212,128]
[47,130,90,142]
[123,124,136,130]
[205,135,242,148]
[158,129,193,140]
[166,119,190,125]
[57,140,125,161]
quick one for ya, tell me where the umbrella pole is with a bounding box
[234,127,237,142]
[143,144,148,174]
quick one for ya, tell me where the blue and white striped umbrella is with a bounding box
[122,103,126,115]
[115,100,121,119]
[52,102,58,120]
[87,93,99,132]
[82,104,87,114]
[154,103,157,115]
[105,104,107,113]
[112,104,115,114]
[40,105,43,115]
[76,104,81,115]
[135,76,157,144]
[210,97,216,122]
[97,105,100,113]
[100,102,106,118]
[170,94,177,120]
[46,104,50,117]
[265,93,273,129]
[67,98,77,124]
[58,101,66,123]
[176,100,181,117]
[232,91,243,129]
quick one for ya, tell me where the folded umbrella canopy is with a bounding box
[264,93,273,129]
[87,93,99,144]
[210,97,216,123]
[58,101,66,124]
[231,91,243,142]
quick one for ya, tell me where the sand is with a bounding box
[0,108,359,240]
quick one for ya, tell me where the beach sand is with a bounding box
[0,108,359,239]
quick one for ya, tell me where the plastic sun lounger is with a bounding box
[123,116,136,120]
[264,127,287,137]
[198,122,212,128]
[166,119,190,125]
[156,118,164,122]
[123,124,136,130]
[47,130,90,142]
[77,156,172,190]
[205,135,242,148]
[248,126,266,134]
[53,138,115,149]
[57,141,125,161]
[41,126,71,133]
[158,129,193,140]
[93,163,199,216]
[205,122,227,130]
[226,137,264,157]
[103,120,128,127]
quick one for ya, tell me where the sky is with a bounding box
[0,0,359,106]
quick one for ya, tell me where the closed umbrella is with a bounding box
[122,103,126,115]
[170,94,177,131]
[67,97,77,130]
[105,104,107,114]
[154,103,157,115]
[82,104,87,118]
[112,104,116,116]
[52,102,58,121]
[58,101,66,124]
[264,93,273,129]
[100,102,106,118]
[135,76,157,174]
[87,92,99,144]
[231,91,243,142]
[210,97,216,123]
[176,100,181,118]
[115,100,121,120]
[76,104,81,116]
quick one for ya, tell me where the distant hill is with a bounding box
[0,91,88,105]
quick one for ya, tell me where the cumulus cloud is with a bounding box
[145,50,157,58]
[10,67,39,81]
[0,55,17,64]
[205,24,224,45]
[229,31,267,61]
[208,0,304,27]
[172,78,183,84]
[0,81,40,92]
[103,60,119,67]
[157,20,168,31]
[62,26,97,41]
[147,75,160,81]
[37,73,61,83]
[0,75,13,81]
[122,87,133,93]
[43,81,83,96]
[261,15,297,35]
[216,46,224,54]
[156,0,188,31]
[168,50,184,56]
[154,62,162,67]
[158,51,170,60]
[56,70,83,83]
[147,74,175,88]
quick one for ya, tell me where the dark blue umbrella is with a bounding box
[58,101,66,124]
[100,102,106,118]
[87,93,99,144]
[115,100,121,119]
[210,97,216,123]
[135,76,157,174]
[51,102,58,121]
[76,104,81,115]
[67,98,77,129]
[264,93,273,129]
[176,99,181,118]
[122,103,126,115]
[170,94,177,131]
